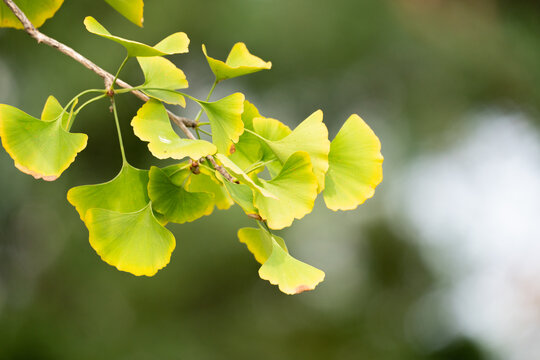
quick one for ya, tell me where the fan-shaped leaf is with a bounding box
[259,237,325,295]
[0,103,87,181]
[137,57,188,106]
[131,100,216,160]
[252,116,291,142]
[148,166,214,224]
[252,110,329,191]
[84,16,189,57]
[104,0,144,27]
[0,0,63,29]
[67,162,150,221]
[238,227,324,294]
[323,114,383,211]
[86,204,175,277]
[202,43,271,82]
[198,93,244,154]
[254,151,318,230]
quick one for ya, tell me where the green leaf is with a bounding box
[323,114,383,211]
[252,116,292,142]
[238,227,287,264]
[148,166,214,224]
[160,163,233,211]
[241,100,263,131]
[254,151,318,230]
[252,116,292,177]
[202,43,271,82]
[137,57,188,106]
[86,204,175,277]
[104,0,144,27]
[227,100,265,170]
[215,153,277,199]
[67,162,150,221]
[260,237,325,295]
[238,227,325,295]
[131,100,216,160]
[228,133,262,171]
[252,110,330,192]
[84,16,189,57]
[41,95,70,128]
[0,0,63,29]
[198,93,245,155]
[0,102,87,181]
[219,175,258,216]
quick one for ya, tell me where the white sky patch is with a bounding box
[396,112,540,359]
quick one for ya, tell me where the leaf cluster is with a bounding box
[0,1,383,294]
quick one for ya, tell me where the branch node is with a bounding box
[190,160,200,175]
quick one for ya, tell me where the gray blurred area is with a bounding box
[1,0,540,359]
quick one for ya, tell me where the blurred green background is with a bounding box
[1,0,540,359]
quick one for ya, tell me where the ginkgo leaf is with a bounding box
[67,162,150,221]
[202,43,271,82]
[186,166,233,210]
[0,103,87,181]
[104,0,144,27]
[228,133,262,171]
[137,57,188,106]
[252,116,291,142]
[241,100,263,131]
[259,237,325,295]
[215,153,277,199]
[219,176,258,216]
[324,114,383,211]
[159,162,191,182]
[0,0,63,29]
[131,100,216,160]
[41,95,70,128]
[86,204,175,277]
[238,227,325,295]
[84,16,189,57]
[148,166,214,224]
[238,226,287,264]
[252,110,330,192]
[198,93,245,154]
[254,151,318,230]
[252,116,292,177]
[228,100,265,170]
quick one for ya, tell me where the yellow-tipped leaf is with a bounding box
[202,43,271,82]
[323,115,383,211]
[0,101,87,181]
[131,100,216,160]
[254,151,318,230]
[84,16,189,57]
[86,204,175,277]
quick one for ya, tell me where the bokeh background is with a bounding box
[1,0,540,359]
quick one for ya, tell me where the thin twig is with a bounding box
[2,0,195,129]
[3,0,235,182]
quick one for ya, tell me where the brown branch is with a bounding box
[3,0,235,182]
